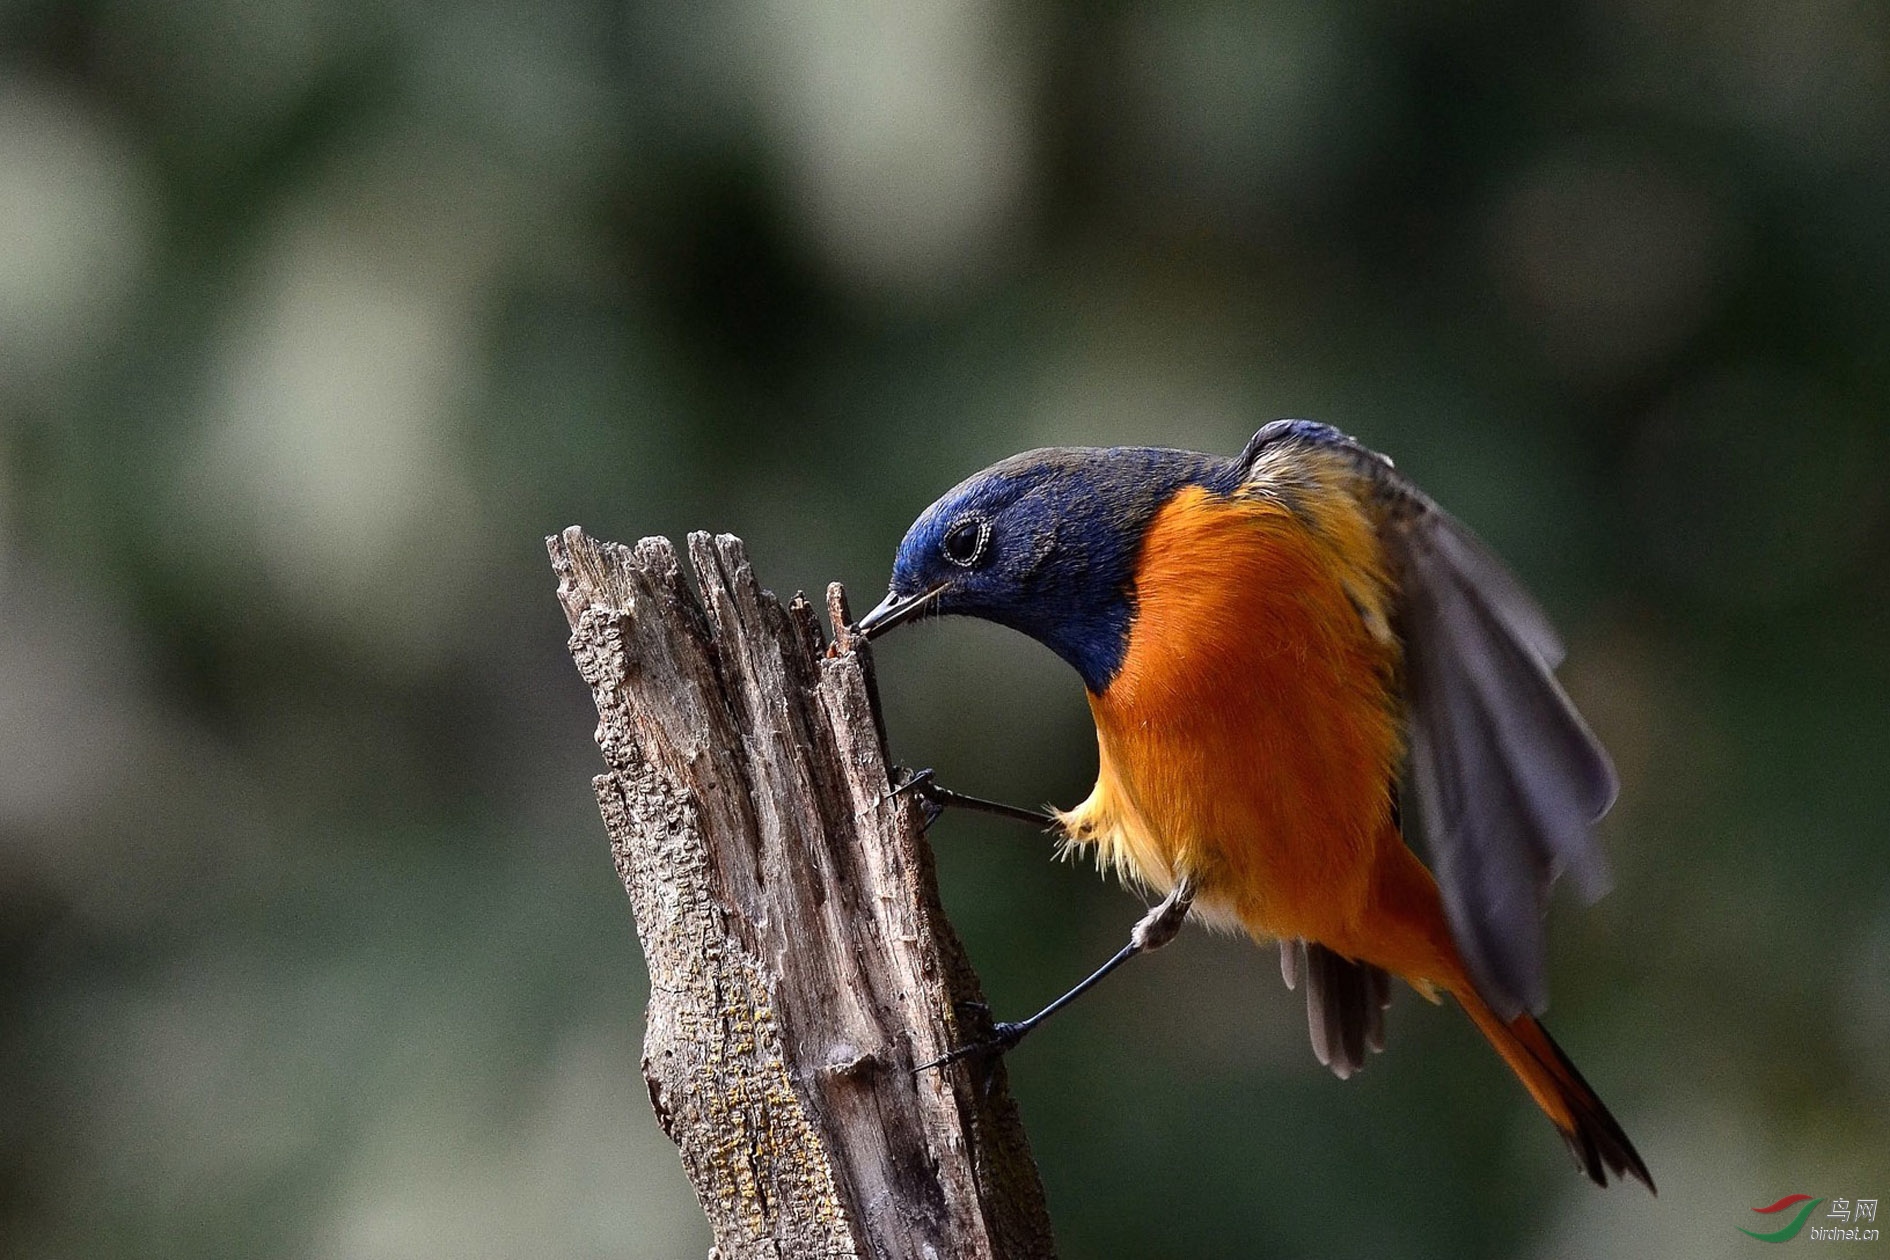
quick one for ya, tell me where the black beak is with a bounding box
[854,583,946,641]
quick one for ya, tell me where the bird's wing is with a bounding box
[1239,420,1619,1020]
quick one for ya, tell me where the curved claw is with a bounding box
[870,766,947,831]
[901,768,949,831]
[894,766,938,795]
[913,1021,1028,1076]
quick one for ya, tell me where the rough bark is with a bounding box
[547,525,1057,1260]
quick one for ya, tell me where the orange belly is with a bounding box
[1057,480,1646,1183]
[1058,483,1410,948]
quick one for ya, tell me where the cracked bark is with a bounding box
[547,526,1056,1260]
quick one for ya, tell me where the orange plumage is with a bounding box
[1060,475,1636,1180]
[1062,482,1405,948]
[864,422,1650,1190]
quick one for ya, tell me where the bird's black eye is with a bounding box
[940,517,990,568]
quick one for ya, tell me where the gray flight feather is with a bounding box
[1240,421,1620,1023]
[1396,505,1618,1017]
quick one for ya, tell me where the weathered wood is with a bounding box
[548,526,1057,1260]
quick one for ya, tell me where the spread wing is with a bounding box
[1240,420,1619,1021]
[1395,499,1617,1018]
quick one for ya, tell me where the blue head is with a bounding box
[857,446,1235,692]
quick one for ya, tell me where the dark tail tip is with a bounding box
[1536,1020,1656,1194]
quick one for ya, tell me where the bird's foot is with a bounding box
[914,1020,1030,1092]
[875,766,947,830]
[886,768,1062,832]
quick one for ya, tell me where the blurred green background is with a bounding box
[2,1,1886,1256]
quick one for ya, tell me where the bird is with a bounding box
[855,419,1652,1191]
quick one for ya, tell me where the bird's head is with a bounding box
[856,446,1230,692]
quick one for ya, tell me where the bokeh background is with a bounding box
[3,1,1887,1256]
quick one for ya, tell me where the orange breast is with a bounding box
[1057,483,1405,942]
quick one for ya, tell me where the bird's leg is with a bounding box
[916,876,1197,1076]
[882,766,1060,832]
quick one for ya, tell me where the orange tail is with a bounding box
[1352,846,1654,1191]
[1330,846,1655,1193]
[1455,986,1655,1192]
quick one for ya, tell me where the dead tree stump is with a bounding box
[547,526,1057,1260]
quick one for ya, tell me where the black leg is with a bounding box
[884,767,1060,831]
[917,877,1196,1075]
